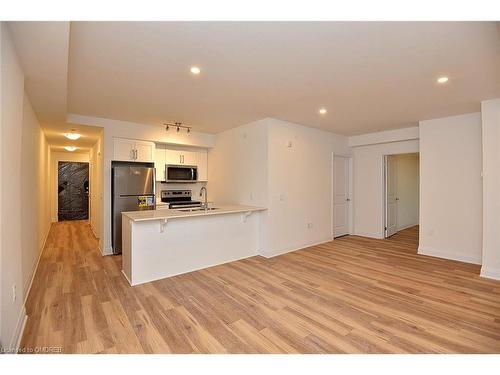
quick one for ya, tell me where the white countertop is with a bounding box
[122,204,266,222]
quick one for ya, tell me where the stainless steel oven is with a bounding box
[165,164,198,182]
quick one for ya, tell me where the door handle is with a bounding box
[346,198,351,201]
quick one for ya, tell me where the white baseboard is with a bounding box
[353,231,384,239]
[10,223,51,352]
[9,305,27,351]
[90,223,99,239]
[23,227,50,299]
[418,246,482,265]
[480,266,500,281]
[102,246,113,256]
[260,237,333,258]
[396,223,418,231]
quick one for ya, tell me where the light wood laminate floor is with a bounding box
[21,221,500,353]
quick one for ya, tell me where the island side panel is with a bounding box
[130,211,261,285]
[121,215,133,284]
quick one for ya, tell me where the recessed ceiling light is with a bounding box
[64,131,81,140]
[190,66,201,75]
[64,146,77,152]
[319,108,327,115]
[437,76,449,84]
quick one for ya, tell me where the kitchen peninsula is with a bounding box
[121,205,266,285]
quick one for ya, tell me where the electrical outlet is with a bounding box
[279,193,285,202]
[12,284,17,302]
[249,192,253,201]
[307,223,313,229]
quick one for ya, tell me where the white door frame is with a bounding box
[383,154,399,238]
[332,154,353,239]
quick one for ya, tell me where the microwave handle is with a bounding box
[191,168,194,181]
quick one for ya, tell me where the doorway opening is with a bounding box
[333,155,353,238]
[383,153,419,239]
[58,161,90,221]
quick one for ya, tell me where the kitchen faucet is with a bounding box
[200,186,208,210]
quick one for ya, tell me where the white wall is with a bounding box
[208,119,269,207]
[50,150,90,222]
[352,140,419,238]
[21,95,51,297]
[265,118,350,256]
[67,114,216,255]
[208,117,350,257]
[481,98,500,280]
[418,113,483,264]
[1,23,26,350]
[0,24,51,349]
[395,153,419,230]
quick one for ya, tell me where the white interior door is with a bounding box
[385,155,398,237]
[333,156,350,238]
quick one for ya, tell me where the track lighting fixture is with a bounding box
[164,122,192,134]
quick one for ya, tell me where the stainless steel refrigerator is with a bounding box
[112,163,155,254]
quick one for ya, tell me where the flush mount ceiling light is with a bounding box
[437,76,449,84]
[64,130,81,140]
[190,66,201,75]
[319,108,327,115]
[64,146,77,152]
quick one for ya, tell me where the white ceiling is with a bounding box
[10,21,500,136]
[8,22,102,152]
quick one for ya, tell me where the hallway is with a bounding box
[21,222,500,353]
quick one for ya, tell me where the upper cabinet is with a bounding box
[196,150,208,182]
[113,138,155,163]
[165,149,197,166]
[154,144,167,181]
[155,144,209,182]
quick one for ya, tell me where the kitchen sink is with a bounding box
[177,207,219,212]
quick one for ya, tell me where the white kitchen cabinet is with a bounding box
[113,138,136,161]
[157,144,209,181]
[181,151,197,166]
[164,149,197,165]
[165,149,181,165]
[196,150,208,181]
[134,140,155,162]
[154,144,166,181]
[113,138,155,162]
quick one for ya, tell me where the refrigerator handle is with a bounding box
[153,168,156,197]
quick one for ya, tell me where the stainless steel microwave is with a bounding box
[165,164,198,182]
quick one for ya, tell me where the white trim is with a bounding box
[396,223,419,231]
[348,126,419,147]
[9,306,27,351]
[22,227,49,300]
[121,269,132,285]
[102,246,113,256]
[353,231,384,239]
[90,222,100,240]
[418,246,482,265]
[480,266,500,281]
[260,237,333,259]
[10,224,51,352]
